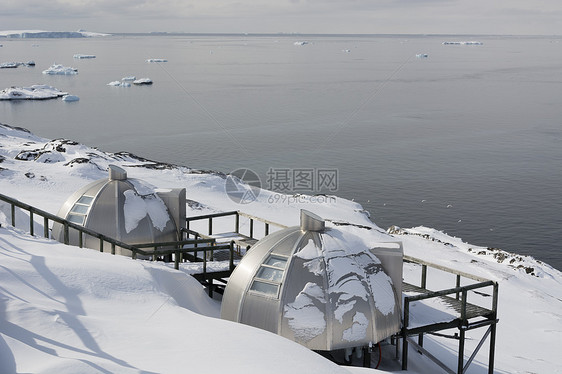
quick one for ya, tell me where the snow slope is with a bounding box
[1,123,561,373]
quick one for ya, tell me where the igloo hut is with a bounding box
[221,210,403,352]
[51,165,185,256]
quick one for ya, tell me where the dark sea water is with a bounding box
[1,34,561,270]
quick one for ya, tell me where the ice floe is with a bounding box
[42,63,78,75]
[146,58,167,63]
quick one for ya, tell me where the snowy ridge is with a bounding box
[1,123,562,373]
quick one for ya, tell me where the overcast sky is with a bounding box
[1,0,561,35]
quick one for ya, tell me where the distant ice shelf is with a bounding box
[442,41,483,45]
[42,64,78,75]
[0,30,110,38]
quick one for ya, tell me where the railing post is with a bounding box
[203,249,207,275]
[43,217,49,238]
[421,264,427,289]
[249,218,254,239]
[78,231,83,248]
[99,237,104,252]
[208,217,212,235]
[174,250,180,270]
[63,222,69,245]
[265,222,269,236]
[229,241,235,271]
[402,298,410,370]
[111,243,116,255]
[29,210,34,236]
[456,274,461,300]
[458,288,468,374]
[235,213,240,233]
[11,204,15,226]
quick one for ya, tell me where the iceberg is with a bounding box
[416,53,429,58]
[294,41,309,46]
[0,61,35,68]
[146,58,167,63]
[73,54,96,59]
[0,85,68,100]
[133,78,153,85]
[42,64,78,75]
[107,81,131,87]
[62,95,80,102]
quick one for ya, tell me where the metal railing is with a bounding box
[185,210,288,240]
[401,255,499,374]
[0,193,235,276]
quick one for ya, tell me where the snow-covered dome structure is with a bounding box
[51,165,185,256]
[221,210,403,351]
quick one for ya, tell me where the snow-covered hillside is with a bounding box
[1,123,561,373]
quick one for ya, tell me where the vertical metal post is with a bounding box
[11,204,15,226]
[402,298,410,370]
[458,288,468,374]
[489,282,499,374]
[249,219,254,239]
[203,249,207,275]
[78,231,83,248]
[111,243,116,255]
[418,264,427,347]
[235,213,240,233]
[29,210,34,236]
[456,275,461,300]
[43,217,49,238]
[99,237,104,252]
[208,217,212,235]
[421,264,427,289]
[174,251,180,270]
[265,222,269,236]
[208,278,213,297]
